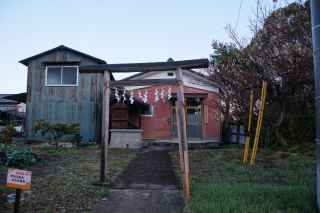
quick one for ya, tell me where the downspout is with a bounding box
[310,0,320,210]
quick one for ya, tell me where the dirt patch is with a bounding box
[0,144,138,212]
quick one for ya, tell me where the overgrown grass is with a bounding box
[1,144,138,212]
[169,144,317,212]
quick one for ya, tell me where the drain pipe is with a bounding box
[311,0,320,210]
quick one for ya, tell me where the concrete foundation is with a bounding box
[109,129,143,149]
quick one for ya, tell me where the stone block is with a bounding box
[109,129,143,149]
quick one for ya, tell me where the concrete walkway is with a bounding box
[91,149,182,213]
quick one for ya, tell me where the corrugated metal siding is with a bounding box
[25,50,103,142]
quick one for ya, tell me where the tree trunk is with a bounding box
[225,100,230,127]
[275,102,288,146]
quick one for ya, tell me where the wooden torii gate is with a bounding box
[79,59,209,204]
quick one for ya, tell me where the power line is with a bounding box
[251,0,260,89]
[235,0,243,32]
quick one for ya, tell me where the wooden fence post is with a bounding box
[100,70,110,182]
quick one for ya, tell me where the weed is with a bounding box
[47,150,55,154]
[42,146,51,152]
[96,189,106,198]
[169,148,317,212]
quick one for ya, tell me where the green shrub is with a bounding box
[0,144,36,167]
[32,119,81,151]
[70,132,83,148]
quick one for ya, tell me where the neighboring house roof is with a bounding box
[3,93,26,103]
[0,94,21,105]
[19,45,107,66]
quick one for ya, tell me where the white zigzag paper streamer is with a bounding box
[168,86,172,100]
[143,90,148,103]
[161,87,165,102]
[130,90,134,104]
[138,90,142,99]
[115,88,120,103]
[154,89,159,102]
[122,89,126,102]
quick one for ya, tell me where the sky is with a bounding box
[0,0,294,94]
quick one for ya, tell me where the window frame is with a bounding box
[45,66,79,87]
[141,105,154,117]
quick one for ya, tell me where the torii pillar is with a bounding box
[101,70,110,182]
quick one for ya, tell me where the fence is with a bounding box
[222,124,246,144]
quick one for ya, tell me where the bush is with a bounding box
[32,119,81,151]
[0,144,36,167]
[70,132,83,148]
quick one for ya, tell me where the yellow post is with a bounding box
[243,90,254,163]
[250,80,267,166]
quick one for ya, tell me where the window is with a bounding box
[167,72,174,76]
[141,105,153,117]
[45,66,78,86]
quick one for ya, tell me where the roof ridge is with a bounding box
[19,45,107,66]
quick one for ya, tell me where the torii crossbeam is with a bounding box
[79,59,209,204]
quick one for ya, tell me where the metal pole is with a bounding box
[14,165,24,213]
[311,0,320,210]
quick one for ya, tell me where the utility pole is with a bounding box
[311,0,320,210]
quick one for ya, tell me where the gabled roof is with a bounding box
[19,45,107,66]
[123,69,214,82]
[122,58,214,82]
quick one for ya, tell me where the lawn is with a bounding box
[169,143,317,213]
[0,144,138,212]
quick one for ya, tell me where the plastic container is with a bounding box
[7,194,25,203]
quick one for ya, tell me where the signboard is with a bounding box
[204,105,208,124]
[6,168,32,190]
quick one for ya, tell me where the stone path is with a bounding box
[91,149,182,213]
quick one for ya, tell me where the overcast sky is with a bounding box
[0,0,293,94]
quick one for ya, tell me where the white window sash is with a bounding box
[45,66,79,86]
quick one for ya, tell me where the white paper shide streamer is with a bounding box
[143,90,148,103]
[122,89,126,102]
[154,89,159,102]
[115,88,121,103]
[130,90,134,104]
[161,87,165,102]
[168,86,172,100]
[138,90,143,99]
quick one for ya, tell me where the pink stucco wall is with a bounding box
[131,85,221,140]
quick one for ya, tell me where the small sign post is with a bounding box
[6,165,32,213]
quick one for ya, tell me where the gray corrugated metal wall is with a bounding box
[25,50,103,142]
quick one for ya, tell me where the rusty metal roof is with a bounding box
[19,45,107,66]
